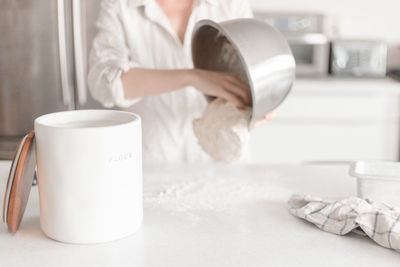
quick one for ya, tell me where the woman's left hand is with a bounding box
[252,111,276,128]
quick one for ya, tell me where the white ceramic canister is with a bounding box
[34,110,142,244]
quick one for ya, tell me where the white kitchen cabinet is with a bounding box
[250,78,400,163]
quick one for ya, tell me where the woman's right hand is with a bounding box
[189,69,252,108]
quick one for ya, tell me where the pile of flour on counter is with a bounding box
[144,170,289,213]
[193,98,252,162]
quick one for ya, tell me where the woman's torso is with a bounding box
[111,0,252,163]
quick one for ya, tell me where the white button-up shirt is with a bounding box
[88,0,253,163]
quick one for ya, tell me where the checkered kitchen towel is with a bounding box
[288,194,400,252]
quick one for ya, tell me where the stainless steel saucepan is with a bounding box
[192,19,296,125]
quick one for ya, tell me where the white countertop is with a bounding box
[0,161,398,266]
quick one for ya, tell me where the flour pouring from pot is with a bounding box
[193,98,251,162]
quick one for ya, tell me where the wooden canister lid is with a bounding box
[2,131,36,233]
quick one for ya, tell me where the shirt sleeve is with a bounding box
[230,0,254,19]
[88,0,140,108]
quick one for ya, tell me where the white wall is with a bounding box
[249,0,400,67]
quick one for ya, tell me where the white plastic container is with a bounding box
[34,110,143,244]
[349,160,400,207]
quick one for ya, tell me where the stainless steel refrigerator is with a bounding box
[0,0,104,159]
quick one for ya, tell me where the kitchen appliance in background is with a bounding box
[255,12,326,33]
[0,0,103,159]
[330,40,387,78]
[255,12,330,77]
[285,33,330,77]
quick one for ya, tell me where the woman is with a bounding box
[88,0,270,163]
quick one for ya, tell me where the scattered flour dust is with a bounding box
[193,98,252,163]
[144,170,290,212]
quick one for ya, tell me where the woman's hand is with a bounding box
[253,111,276,128]
[189,69,251,108]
